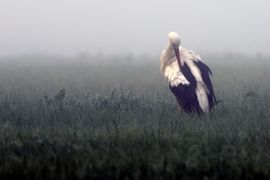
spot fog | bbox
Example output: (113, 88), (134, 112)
(1, 0), (269, 57)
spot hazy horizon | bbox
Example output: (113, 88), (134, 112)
(1, 0), (269, 57)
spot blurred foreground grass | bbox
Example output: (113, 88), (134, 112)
(0, 54), (269, 179)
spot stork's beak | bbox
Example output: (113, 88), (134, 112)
(174, 46), (181, 68)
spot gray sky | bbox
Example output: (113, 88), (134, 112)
(0, 0), (269, 56)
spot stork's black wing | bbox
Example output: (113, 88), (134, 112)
(194, 60), (217, 108)
(169, 63), (202, 114)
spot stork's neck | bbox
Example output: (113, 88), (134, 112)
(165, 43), (175, 57)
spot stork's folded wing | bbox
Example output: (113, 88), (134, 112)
(164, 63), (190, 87)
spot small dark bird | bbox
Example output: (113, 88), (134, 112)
(160, 32), (216, 115)
(244, 91), (257, 98)
(54, 88), (66, 102)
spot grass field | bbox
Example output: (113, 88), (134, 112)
(0, 54), (269, 179)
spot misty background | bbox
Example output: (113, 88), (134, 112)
(0, 0), (269, 57)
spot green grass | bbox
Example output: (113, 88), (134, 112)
(0, 54), (269, 179)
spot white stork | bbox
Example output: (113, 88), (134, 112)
(160, 32), (216, 114)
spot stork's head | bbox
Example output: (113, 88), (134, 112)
(168, 32), (181, 48)
(168, 32), (181, 66)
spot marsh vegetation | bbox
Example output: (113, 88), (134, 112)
(0, 54), (269, 179)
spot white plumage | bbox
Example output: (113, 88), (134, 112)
(160, 32), (216, 114)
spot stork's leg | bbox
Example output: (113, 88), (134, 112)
(175, 96), (184, 113)
(177, 104), (183, 113)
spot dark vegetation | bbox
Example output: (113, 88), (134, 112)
(0, 54), (269, 179)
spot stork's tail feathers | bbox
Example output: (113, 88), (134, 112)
(215, 99), (223, 105)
